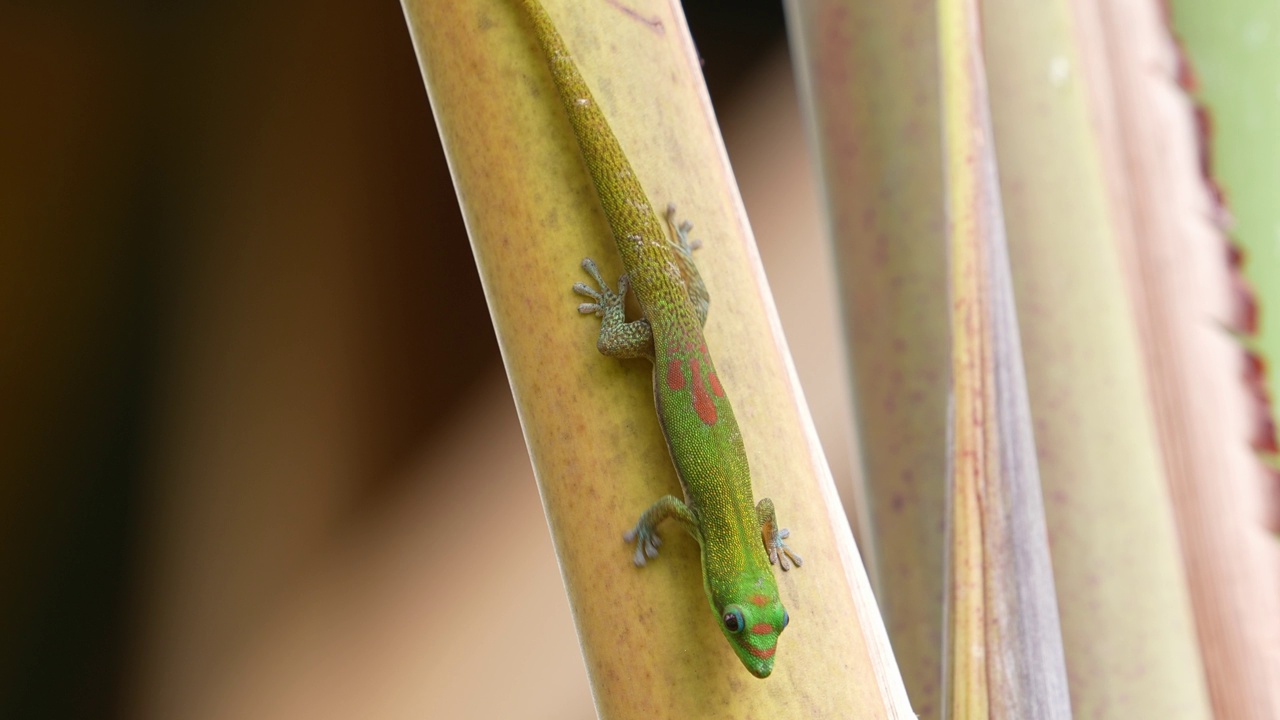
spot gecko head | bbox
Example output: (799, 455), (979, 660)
(713, 575), (789, 679)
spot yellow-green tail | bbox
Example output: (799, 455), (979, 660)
(516, 0), (668, 277)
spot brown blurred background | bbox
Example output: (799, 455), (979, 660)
(0, 1), (858, 718)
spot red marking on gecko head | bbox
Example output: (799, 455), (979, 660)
(747, 645), (777, 660)
(751, 623), (774, 635)
(666, 359), (685, 390)
(749, 594), (770, 607)
(690, 359), (718, 425)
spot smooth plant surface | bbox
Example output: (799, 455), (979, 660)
(402, 0), (911, 717)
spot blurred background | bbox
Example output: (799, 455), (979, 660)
(0, 1), (860, 718)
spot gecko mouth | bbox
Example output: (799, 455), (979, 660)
(747, 658), (775, 679)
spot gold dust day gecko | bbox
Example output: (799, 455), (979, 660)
(515, 0), (802, 678)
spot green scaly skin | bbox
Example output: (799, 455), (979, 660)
(516, 0), (802, 679)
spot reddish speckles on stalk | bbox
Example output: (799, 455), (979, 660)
(1246, 351), (1279, 454)
(666, 359), (685, 390)
(690, 359), (718, 425)
(1228, 244), (1260, 335)
(749, 594), (770, 607)
(750, 623), (774, 635)
(1255, 411), (1279, 455)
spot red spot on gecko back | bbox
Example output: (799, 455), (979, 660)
(708, 371), (724, 397)
(690, 359), (717, 425)
(666, 359), (685, 390)
(751, 623), (774, 635)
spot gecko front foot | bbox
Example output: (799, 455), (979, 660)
(623, 494), (698, 567)
(622, 522), (663, 567)
(572, 257), (627, 318)
(767, 527), (804, 571)
(757, 497), (803, 571)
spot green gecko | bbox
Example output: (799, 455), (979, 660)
(516, 0), (802, 679)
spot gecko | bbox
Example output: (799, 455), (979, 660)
(515, 0), (802, 679)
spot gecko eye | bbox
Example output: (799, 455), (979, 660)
(722, 607), (744, 633)
(781, 610), (789, 630)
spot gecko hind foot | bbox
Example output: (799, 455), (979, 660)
(665, 203), (702, 255)
(572, 257), (627, 317)
(623, 523), (663, 567)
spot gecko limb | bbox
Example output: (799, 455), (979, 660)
(623, 494), (699, 567)
(573, 257), (654, 359)
(757, 498), (802, 571)
(665, 204), (710, 327)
